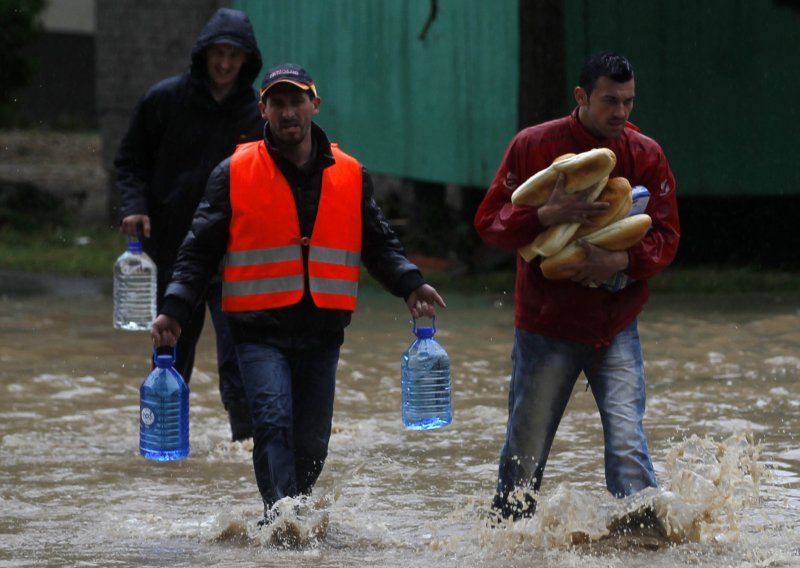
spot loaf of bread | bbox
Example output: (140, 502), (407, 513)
(539, 214), (652, 280)
(571, 177), (632, 241)
(551, 147), (616, 193)
(518, 175), (608, 262)
(510, 153), (576, 207)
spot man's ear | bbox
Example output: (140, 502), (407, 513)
(574, 86), (588, 107)
(312, 96), (321, 116)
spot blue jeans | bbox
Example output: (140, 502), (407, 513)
(235, 338), (340, 510)
(495, 321), (657, 516)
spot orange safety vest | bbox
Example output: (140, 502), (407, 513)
(222, 141), (363, 312)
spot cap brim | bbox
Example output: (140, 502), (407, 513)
(260, 80), (317, 98)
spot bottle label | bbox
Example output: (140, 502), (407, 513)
(629, 186), (651, 216)
(120, 262), (142, 276)
(141, 407), (155, 426)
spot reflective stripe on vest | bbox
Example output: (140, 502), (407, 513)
(223, 140), (362, 312)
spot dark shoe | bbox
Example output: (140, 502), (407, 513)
(608, 505), (661, 533)
(257, 511), (275, 529)
(257, 505), (282, 529)
(608, 504), (666, 547)
(227, 400), (253, 442)
(489, 491), (537, 525)
(257, 497), (303, 530)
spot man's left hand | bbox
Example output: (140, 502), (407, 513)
(406, 284), (447, 319)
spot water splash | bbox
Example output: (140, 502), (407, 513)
(211, 495), (331, 550)
(432, 431), (763, 558)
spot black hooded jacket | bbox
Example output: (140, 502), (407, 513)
(114, 8), (264, 294)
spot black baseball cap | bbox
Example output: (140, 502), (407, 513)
(260, 63), (317, 100)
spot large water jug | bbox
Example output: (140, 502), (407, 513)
(139, 348), (190, 461)
(113, 239), (157, 331)
(401, 318), (452, 430)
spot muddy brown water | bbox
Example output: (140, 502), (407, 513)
(1, 285), (799, 567)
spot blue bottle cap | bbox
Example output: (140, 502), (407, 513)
(127, 240), (144, 252)
(412, 317), (437, 339)
(415, 326), (435, 339)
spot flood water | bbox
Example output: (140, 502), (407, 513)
(2, 282), (800, 567)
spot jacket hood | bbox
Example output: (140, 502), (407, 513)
(190, 8), (263, 90)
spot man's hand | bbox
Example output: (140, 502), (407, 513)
(406, 284), (447, 319)
(560, 240), (629, 288)
(151, 315), (181, 347)
(121, 214), (151, 238)
(537, 173), (609, 228)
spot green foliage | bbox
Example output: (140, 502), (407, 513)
(0, 224), (124, 276)
(0, 178), (123, 277)
(0, 0), (46, 125)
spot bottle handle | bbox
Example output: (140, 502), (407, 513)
(411, 316), (436, 335)
(153, 345), (177, 363)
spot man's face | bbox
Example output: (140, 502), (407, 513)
(206, 43), (247, 91)
(575, 76), (635, 139)
(259, 85), (320, 147)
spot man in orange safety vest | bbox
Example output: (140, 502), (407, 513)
(151, 63), (446, 526)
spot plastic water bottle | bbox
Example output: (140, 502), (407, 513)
(139, 349), (190, 461)
(401, 318), (452, 430)
(603, 185), (651, 292)
(113, 239), (156, 331)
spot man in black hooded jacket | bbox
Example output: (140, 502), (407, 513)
(115, 8), (263, 441)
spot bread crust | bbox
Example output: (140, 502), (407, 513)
(518, 176), (608, 261)
(512, 148), (616, 206)
(511, 153), (575, 207)
(551, 148), (617, 193)
(539, 214), (652, 279)
(571, 177), (633, 241)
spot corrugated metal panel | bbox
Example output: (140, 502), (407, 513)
(234, 0), (518, 187)
(565, 0), (798, 197)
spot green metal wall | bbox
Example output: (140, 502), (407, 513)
(564, 0), (799, 197)
(234, 0), (519, 187)
(235, 1), (796, 197)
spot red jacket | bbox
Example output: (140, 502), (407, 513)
(474, 108), (680, 346)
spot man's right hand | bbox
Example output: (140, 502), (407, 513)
(151, 315), (181, 347)
(121, 214), (151, 238)
(536, 173), (609, 228)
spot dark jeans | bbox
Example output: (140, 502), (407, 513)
(168, 281), (251, 440)
(235, 336), (340, 510)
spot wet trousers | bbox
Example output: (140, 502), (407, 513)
(235, 336), (340, 510)
(494, 321), (657, 517)
(165, 280), (252, 441)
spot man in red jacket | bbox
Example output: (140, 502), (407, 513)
(474, 52), (680, 522)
